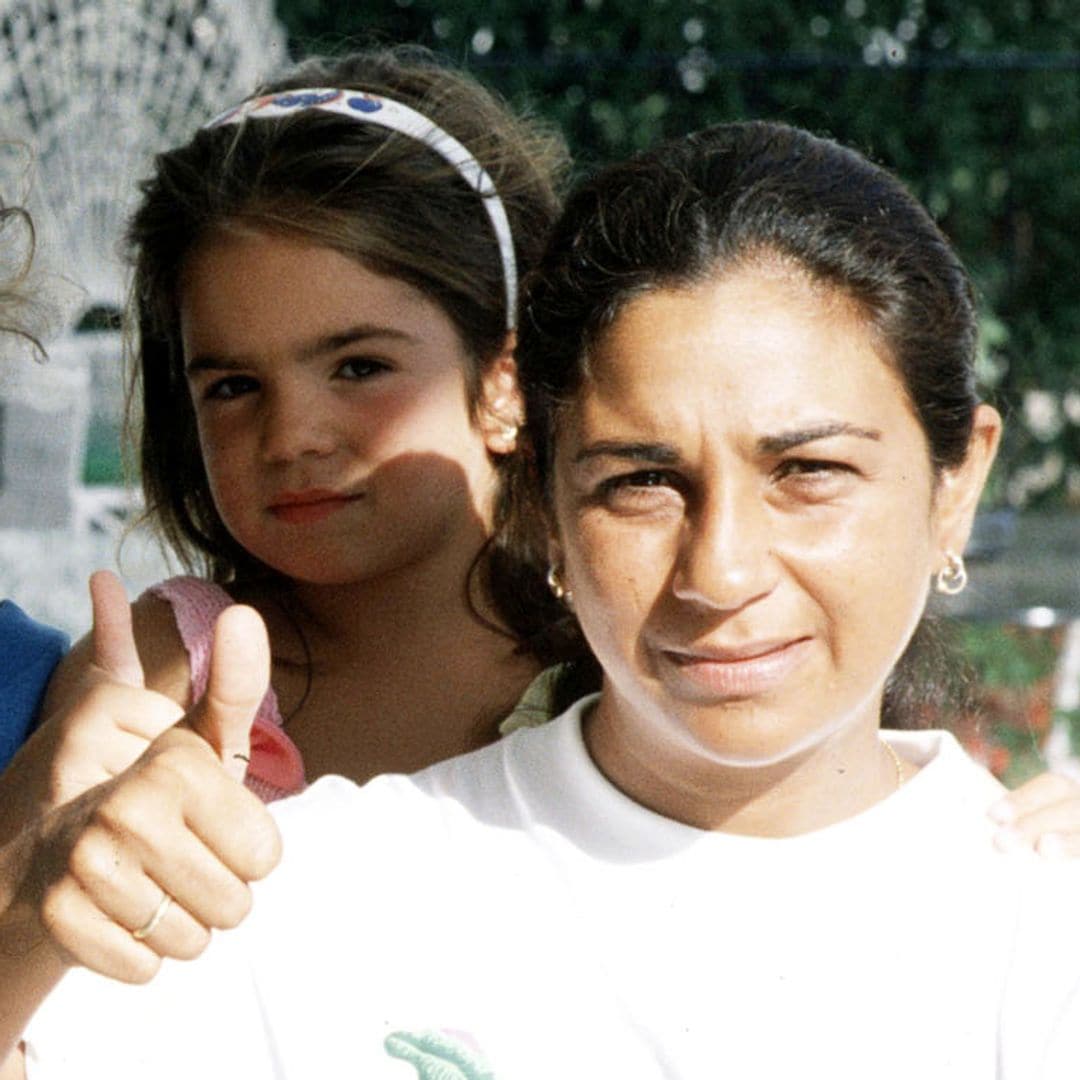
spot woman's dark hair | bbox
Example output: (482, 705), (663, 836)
(127, 44), (573, 662)
(516, 120), (982, 726)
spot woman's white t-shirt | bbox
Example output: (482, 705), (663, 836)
(23, 699), (1080, 1078)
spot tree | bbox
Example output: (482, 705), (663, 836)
(274, 0), (1080, 508)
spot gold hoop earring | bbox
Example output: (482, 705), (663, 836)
(546, 564), (573, 605)
(935, 551), (968, 595)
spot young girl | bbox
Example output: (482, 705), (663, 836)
(4, 119), (1080, 1079)
(37, 45), (573, 800)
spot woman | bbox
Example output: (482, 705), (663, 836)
(2, 42), (1072, 1000)
(3, 122), (1079, 1078)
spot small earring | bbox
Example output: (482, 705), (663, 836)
(935, 551), (968, 596)
(488, 420), (519, 453)
(487, 395), (521, 441)
(546, 564), (573, 605)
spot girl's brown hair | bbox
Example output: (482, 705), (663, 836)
(129, 44), (572, 660)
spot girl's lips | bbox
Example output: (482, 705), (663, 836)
(268, 490), (361, 524)
(659, 637), (813, 699)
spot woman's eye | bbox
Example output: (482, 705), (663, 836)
(337, 357), (389, 380)
(595, 470), (684, 509)
(779, 458), (835, 476)
(603, 469), (673, 490)
(775, 458), (856, 490)
(203, 375), (259, 401)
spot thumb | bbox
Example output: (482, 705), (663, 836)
(187, 605), (270, 782)
(89, 570), (144, 687)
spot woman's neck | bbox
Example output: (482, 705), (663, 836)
(584, 689), (914, 838)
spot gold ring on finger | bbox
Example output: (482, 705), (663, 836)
(132, 890), (173, 941)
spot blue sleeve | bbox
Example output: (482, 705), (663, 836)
(0, 600), (69, 770)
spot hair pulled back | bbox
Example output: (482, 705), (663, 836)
(129, 44), (571, 659)
(517, 120), (983, 725)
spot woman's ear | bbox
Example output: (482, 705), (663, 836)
(547, 532), (565, 575)
(477, 332), (524, 455)
(932, 403), (1003, 557)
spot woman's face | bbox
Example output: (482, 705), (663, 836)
(179, 228), (519, 587)
(550, 262), (995, 778)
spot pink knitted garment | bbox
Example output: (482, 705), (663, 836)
(147, 577), (306, 802)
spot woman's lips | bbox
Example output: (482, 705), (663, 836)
(660, 637), (812, 698)
(268, 489), (361, 524)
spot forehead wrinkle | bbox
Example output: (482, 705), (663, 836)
(572, 440), (682, 466)
(566, 266), (906, 470)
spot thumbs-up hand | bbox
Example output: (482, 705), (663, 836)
(0, 573), (188, 850)
(9, 601), (282, 985)
(9, 573), (188, 823)
(87, 569), (148, 689)
(184, 600), (267, 783)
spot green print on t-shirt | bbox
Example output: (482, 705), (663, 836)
(384, 1029), (495, 1079)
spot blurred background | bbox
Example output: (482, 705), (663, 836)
(0, 0), (1076, 782)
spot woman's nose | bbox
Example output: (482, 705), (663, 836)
(670, 481), (777, 612)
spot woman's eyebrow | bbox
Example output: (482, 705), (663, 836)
(572, 440), (682, 465)
(757, 421), (882, 454)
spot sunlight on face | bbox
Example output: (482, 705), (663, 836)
(178, 229), (503, 586)
(551, 263), (946, 776)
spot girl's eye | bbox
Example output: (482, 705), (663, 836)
(337, 357), (389, 380)
(203, 375), (259, 401)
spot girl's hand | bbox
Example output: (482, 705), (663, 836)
(49, 571), (187, 793)
(0, 572), (184, 847)
(6, 601), (281, 982)
(991, 772), (1080, 857)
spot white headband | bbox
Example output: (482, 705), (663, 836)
(204, 88), (518, 329)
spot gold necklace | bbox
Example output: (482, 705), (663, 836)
(881, 738), (904, 791)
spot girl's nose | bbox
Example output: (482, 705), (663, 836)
(258, 386), (337, 464)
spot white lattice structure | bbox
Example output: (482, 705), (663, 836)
(0, 0), (287, 311)
(0, 1), (285, 536)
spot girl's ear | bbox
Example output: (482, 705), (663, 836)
(477, 332), (525, 455)
(932, 403), (1003, 559)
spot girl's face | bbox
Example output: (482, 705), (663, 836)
(179, 229), (519, 587)
(550, 262), (997, 778)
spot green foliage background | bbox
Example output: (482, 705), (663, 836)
(275, 0), (1079, 508)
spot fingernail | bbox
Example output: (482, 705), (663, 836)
(988, 798), (1017, 825)
(1036, 833), (1066, 860)
(993, 827), (1030, 853)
